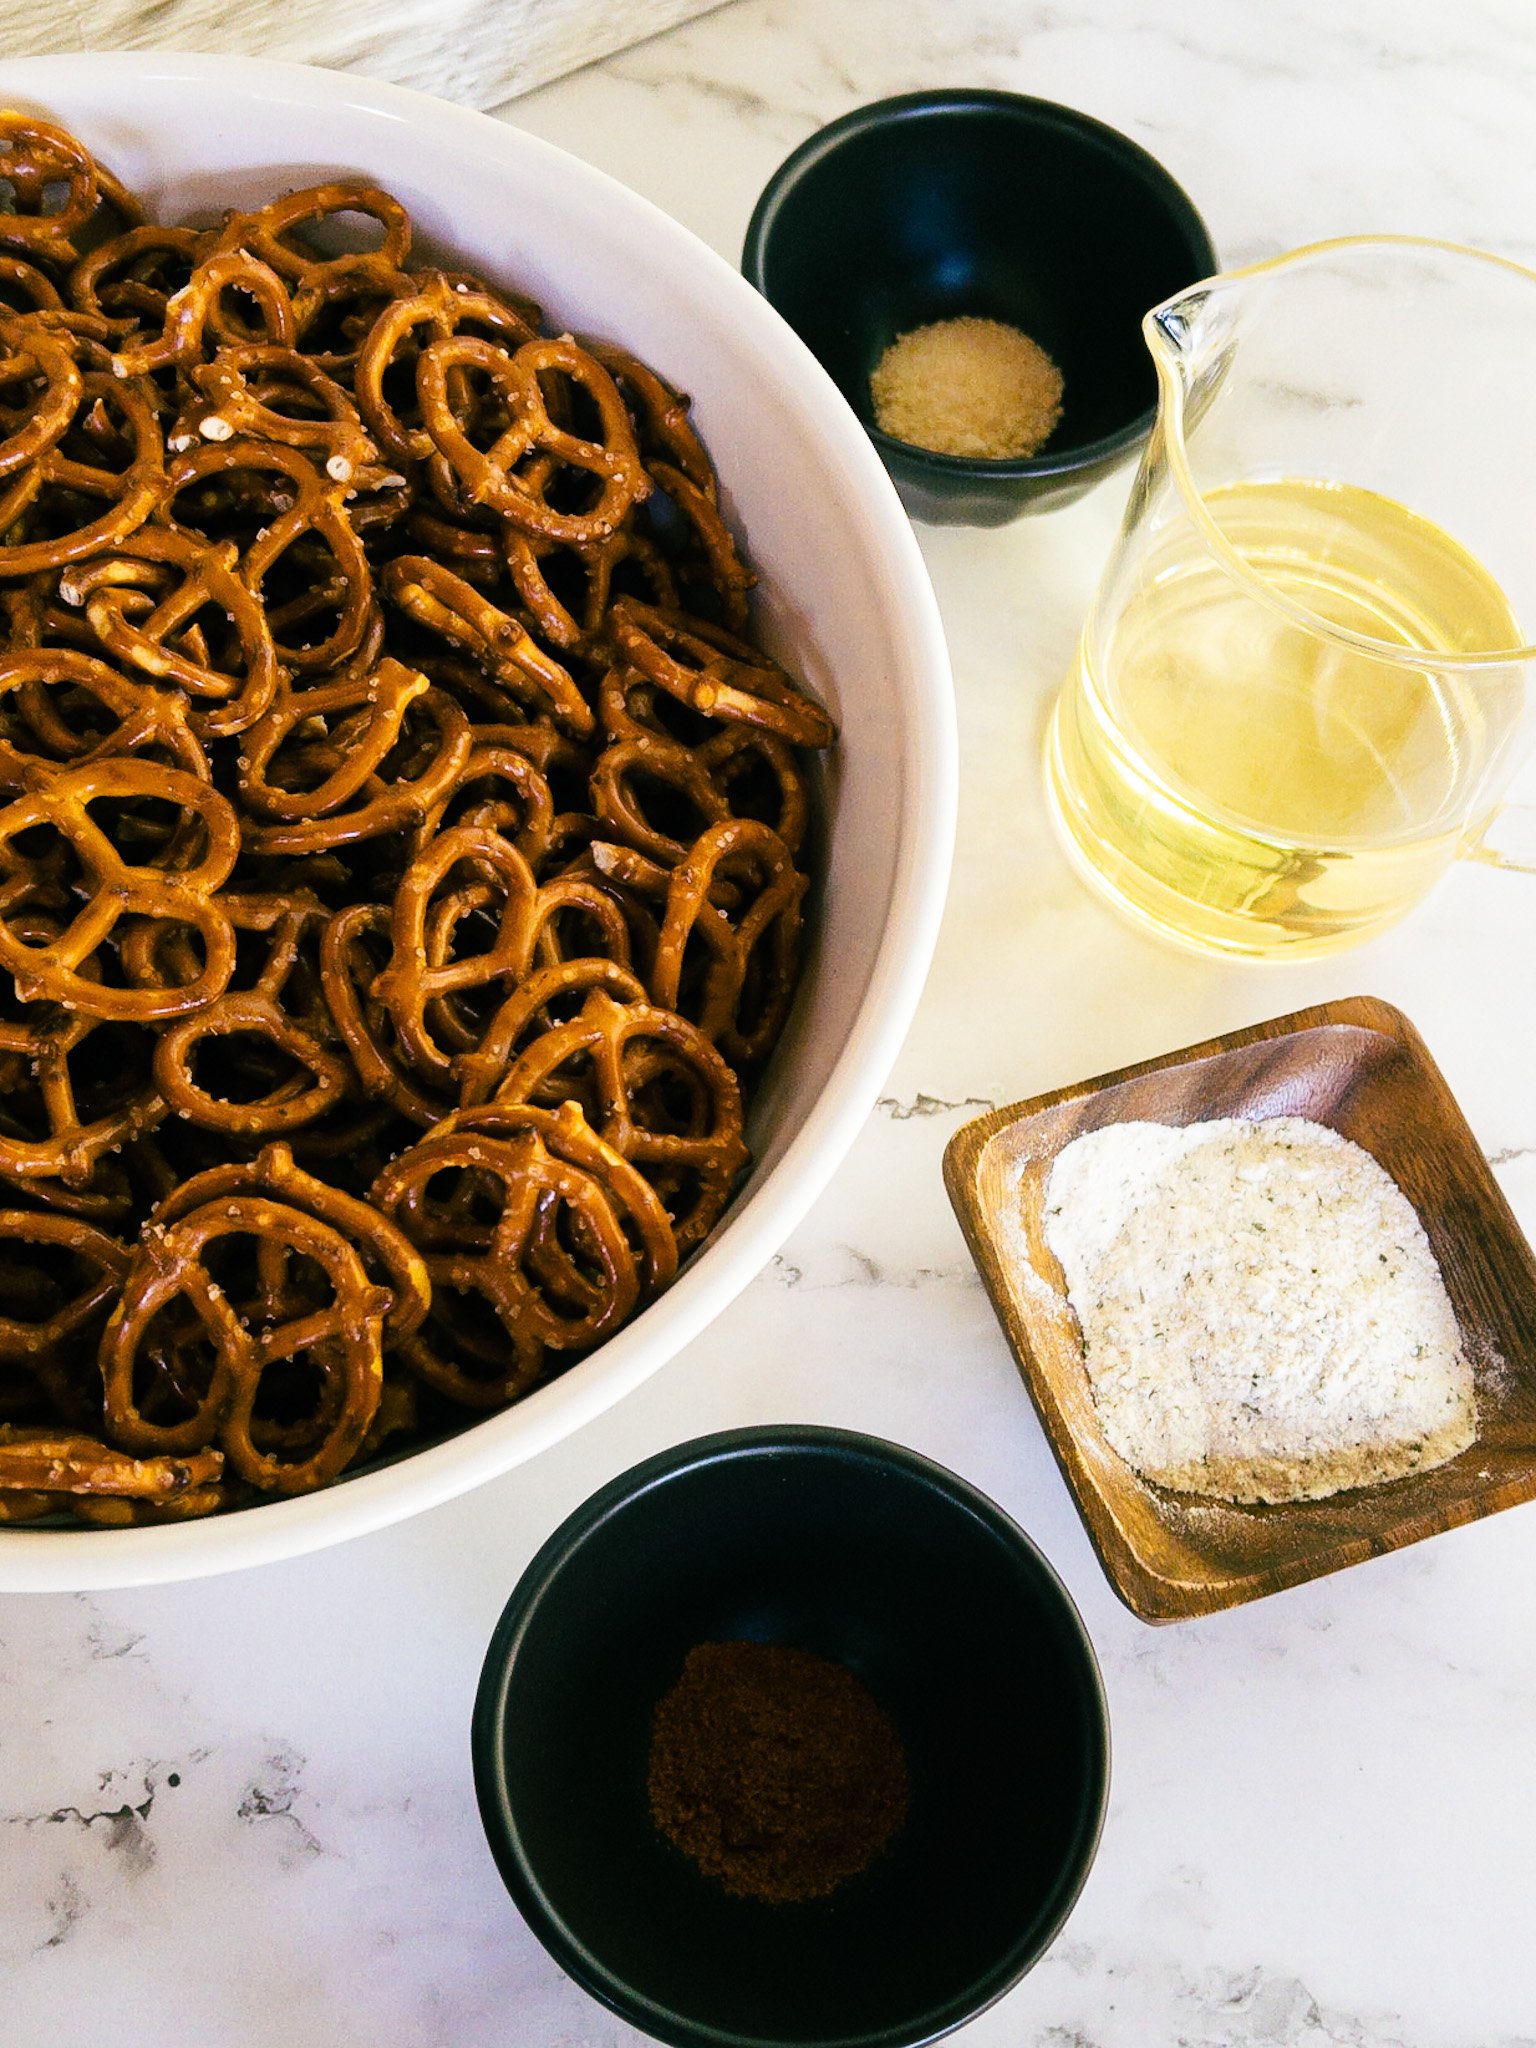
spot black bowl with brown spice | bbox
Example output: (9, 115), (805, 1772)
(472, 1426), (1109, 2048)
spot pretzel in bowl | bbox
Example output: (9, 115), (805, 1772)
(0, 115), (837, 1525)
(370, 1099), (676, 1408)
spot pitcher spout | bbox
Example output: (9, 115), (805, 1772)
(1143, 274), (1239, 387)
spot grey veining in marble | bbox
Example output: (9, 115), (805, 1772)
(0, 0), (727, 108)
(4, 1), (1536, 2043)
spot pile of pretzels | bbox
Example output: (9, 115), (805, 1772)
(0, 113), (833, 1524)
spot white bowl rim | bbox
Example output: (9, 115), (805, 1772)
(0, 52), (958, 1590)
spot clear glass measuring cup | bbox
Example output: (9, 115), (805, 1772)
(1044, 236), (1536, 959)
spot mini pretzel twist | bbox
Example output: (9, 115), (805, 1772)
(492, 988), (748, 1252)
(0, 757), (239, 1018)
(0, 356), (163, 576)
(0, 1428), (221, 1501)
(353, 270), (539, 464)
(409, 731), (557, 873)
(416, 332), (650, 546)
(0, 315), (82, 476)
(238, 659), (472, 855)
(647, 459), (754, 634)
(503, 524), (678, 654)
(370, 1109), (657, 1407)
(187, 343), (379, 483)
(320, 900), (454, 1128)
(382, 554), (594, 737)
(152, 897), (354, 1137)
(67, 224), (203, 332)
(0, 1006), (166, 1187)
(109, 248), (295, 377)
(590, 732), (734, 868)
(0, 646), (209, 791)
(584, 341), (716, 495)
(0, 114), (139, 265)
(148, 1140), (430, 1344)
(456, 955), (647, 1107)
(242, 479), (376, 676)
(608, 599), (835, 749)
(213, 181), (412, 288)
(162, 434), (376, 677)
(0, 1211), (132, 1425)
(373, 824), (540, 1082)
(648, 819), (806, 1066)
(57, 525), (281, 735)
(102, 1177), (393, 1493)
(697, 723), (810, 859)
(439, 1096), (678, 1300)
(522, 864), (634, 977)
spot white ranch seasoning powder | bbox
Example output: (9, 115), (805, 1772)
(1041, 1116), (1475, 1504)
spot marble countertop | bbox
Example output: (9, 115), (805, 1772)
(5, 2), (1536, 2044)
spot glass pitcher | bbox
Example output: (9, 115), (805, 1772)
(1044, 236), (1536, 959)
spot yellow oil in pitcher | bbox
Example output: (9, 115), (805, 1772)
(1045, 478), (1525, 957)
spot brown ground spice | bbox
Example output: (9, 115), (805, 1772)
(646, 1639), (910, 1904)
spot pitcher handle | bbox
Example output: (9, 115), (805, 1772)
(1466, 803), (1536, 875)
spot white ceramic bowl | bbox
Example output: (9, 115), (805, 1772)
(0, 54), (956, 1589)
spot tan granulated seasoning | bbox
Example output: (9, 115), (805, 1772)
(870, 316), (1064, 459)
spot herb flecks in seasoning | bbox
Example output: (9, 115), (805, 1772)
(1040, 1116), (1475, 1504)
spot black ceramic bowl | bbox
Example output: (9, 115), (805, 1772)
(473, 1426), (1109, 2048)
(742, 90), (1216, 525)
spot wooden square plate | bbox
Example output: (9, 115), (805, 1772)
(943, 996), (1536, 1622)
